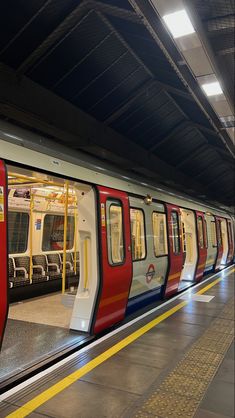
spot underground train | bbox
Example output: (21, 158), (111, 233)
(0, 121), (234, 348)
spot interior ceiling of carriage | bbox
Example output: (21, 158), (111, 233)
(0, 0), (234, 209)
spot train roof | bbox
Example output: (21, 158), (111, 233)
(0, 120), (233, 219)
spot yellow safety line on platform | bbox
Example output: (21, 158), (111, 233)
(6, 267), (234, 418)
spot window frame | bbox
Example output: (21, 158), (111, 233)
(216, 220), (222, 247)
(152, 210), (168, 258)
(8, 211), (29, 254)
(204, 219), (208, 249)
(210, 220), (217, 248)
(106, 199), (126, 266)
(130, 206), (147, 262)
(197, 215), (205, 249)
(227, 221), (232, 246)
(42, 213), (75, 252)
(171, 210), (181, 255)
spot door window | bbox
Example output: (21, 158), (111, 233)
(197, 216), (205, 249)
(130, 208), (146, 261)
(171, 211), (180, 254)
(217, 221), (222, 247)
(227, 221), (232, 246)
(152, 212), (168, 256)
(107, 201), (124, 265)
(211, 221), (217, 247)
(204, 220), (208, 248)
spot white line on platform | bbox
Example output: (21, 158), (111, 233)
(0, 264), (233, 402)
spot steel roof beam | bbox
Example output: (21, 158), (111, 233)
(88, 1), (141, 23)
(104, 79), (157, 125)
(150, 120), (193, 152)
(0, 0), (53, 56)
(0, 63), (206, 194)
(17, 3), (93, 75)
(129, 0), (235, 158)
(217, 47), (235, 56)
(205, 14), (235, 31)
(204, 170), (231, 188)
(184, 0), (235, 127)
(193, 161), (225, 179)
(175, 144), (209, 169)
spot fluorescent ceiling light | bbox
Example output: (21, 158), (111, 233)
(163, 10), (195, 39)
(201, 81), (223, 96)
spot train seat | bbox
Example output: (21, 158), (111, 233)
(13, 256), (30, 286)
(46, 253), (62, 280)
(32, 255), (49, 283)
(15, 256), (49, 284)
(59, 253), (75, 277)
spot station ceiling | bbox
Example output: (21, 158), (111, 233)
(0, 0), (234, 208)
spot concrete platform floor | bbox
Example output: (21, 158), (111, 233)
(0, 265), (234, 418)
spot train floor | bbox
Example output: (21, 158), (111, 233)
(0, 264), (234, 418)
(0, 293), (91, 389)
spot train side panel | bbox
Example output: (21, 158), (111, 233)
(0, 160), (8, 350)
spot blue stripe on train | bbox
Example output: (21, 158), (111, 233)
(126, 287), (162, 315)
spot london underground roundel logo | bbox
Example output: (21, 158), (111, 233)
(146, 264), (156, 284)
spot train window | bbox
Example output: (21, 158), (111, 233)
(171, 211), (180, 254)
(42, 214), (75, 251)
(197, 216), (204, 249)
(130, 208), (146, 261)
(8, 211), (29, 254)
(204, 220), (208, 248)
(227, 221), (232, 245)
(211, 221), (217, 247)
(107, 202), (124, 265)
(152, 212), (168, 257)
(217, 221), (222, 247)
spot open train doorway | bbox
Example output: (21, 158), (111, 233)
(178, 209), (197, 290)
(0, 164), (97, 386)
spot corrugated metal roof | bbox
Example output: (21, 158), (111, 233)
(0, 0), (234, 206)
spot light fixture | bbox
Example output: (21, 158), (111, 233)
(201, 81), (223, 97)
(144, 194), (152, 205)
(163, 10), (195, 39)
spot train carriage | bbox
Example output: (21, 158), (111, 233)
(0, 121), (234, 348)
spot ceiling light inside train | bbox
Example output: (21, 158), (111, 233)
(163, 10), (195, 38)
(201, 81), (223, 97)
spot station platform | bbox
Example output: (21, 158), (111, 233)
(0, 265), (234, 418)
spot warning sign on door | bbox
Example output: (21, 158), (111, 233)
(0, 186), (4, 222)
(101, 203), (106, 227)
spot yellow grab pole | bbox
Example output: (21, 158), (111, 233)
(84, 238), (89, 290)
(29, 193), (34, 283)
(62, 181), (69, 294)
(74, 204), (77, 275)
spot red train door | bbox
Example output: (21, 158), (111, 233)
(0, 160), (8, 350)
(214, 216), (223, 271)
(93, 186), (132, 334)
(226, 219), (234, 264)
(164, 204), (184, 297)
(195, 211), (207, 282)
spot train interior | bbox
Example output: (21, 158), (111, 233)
(0, 164), (95, 386)
(179, 209), (197, 290)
